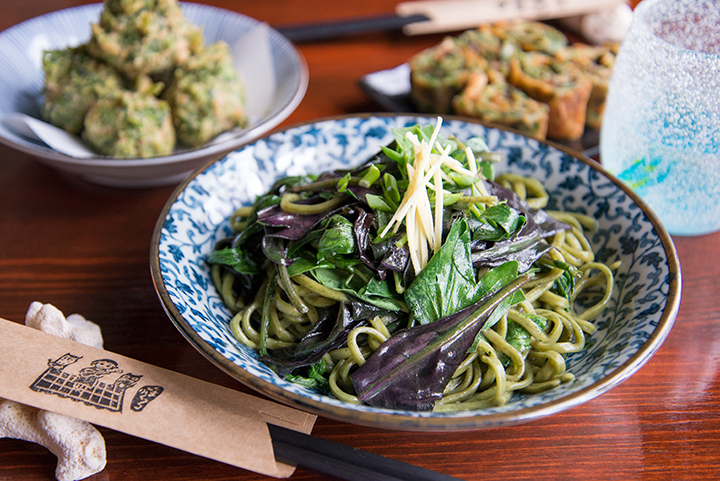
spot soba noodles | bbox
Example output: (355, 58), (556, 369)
(208, 118), (617, 412)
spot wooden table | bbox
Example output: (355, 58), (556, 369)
(2, 1), (719, 480)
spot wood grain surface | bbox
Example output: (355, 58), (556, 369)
(2, 1), (719, 480)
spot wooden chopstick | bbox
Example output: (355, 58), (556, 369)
(268, 423), (461, 481)
(275, 13), (430, 43)
(275, 0), (624, 42)
(396, 0), (624, 35)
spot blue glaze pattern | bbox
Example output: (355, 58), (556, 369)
(152, 114), (681, 430)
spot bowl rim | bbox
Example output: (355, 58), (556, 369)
(150, 112), (682, 431)
(0, 2), (309, 169)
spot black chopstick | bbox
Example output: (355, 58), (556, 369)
(275, 13), (430, 43)
(268, 423), (462, 481)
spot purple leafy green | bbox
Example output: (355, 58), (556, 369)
(353, 208), (378, 274)
(351, 273), (529, 411)
(263, 301), (402, 376)
(257, 199), (348, 241)
(468, 182), (570, 271)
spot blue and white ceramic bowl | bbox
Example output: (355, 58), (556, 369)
(150, 114), (681, 431)
(0, 3), (307, 187)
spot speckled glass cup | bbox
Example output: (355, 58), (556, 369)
(600, 0), (720, 236)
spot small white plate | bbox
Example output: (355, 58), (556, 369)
(0, 3), (308, 187)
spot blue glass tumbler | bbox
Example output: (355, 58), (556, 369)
(600, 0), (720, 236)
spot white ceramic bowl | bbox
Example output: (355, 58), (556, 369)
(0, 3), (307, 187)
(151, 114), (681, 431)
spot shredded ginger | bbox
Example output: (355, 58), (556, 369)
(380, 117), (482, 274)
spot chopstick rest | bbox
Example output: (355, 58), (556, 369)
(0, 317), (315, 478)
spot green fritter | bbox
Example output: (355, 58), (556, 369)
(459, 26), (504, 65)
(87, 0), (202, 80)
(507, 51), (592, 141)
(555, 44), (618, 130)
(104, 0), (175, 16)
(490, 20), (569, 56)
(453, 69), (549, 140)
(82, 90), (176, 158)
(41, 46), (125, 134)
(410, 36), (489, 114)
(164, 41), (247, 147)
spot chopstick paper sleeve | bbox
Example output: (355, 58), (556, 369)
(0, 318), (316, 478)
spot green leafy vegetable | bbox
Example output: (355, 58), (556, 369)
(285, 360), (330, 391)
(312, 267), (405, 311)
(365, 194), (394, 212)
(470, 203), (526, 242)
(506, 313), (548, 354)
(550, 260), (578, 301)
(405, 218), (521, 326)
(206, 247), (260, 275)
(317, 215), (357, 261)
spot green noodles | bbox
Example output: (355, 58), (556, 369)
(208, 118), (617, 412)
